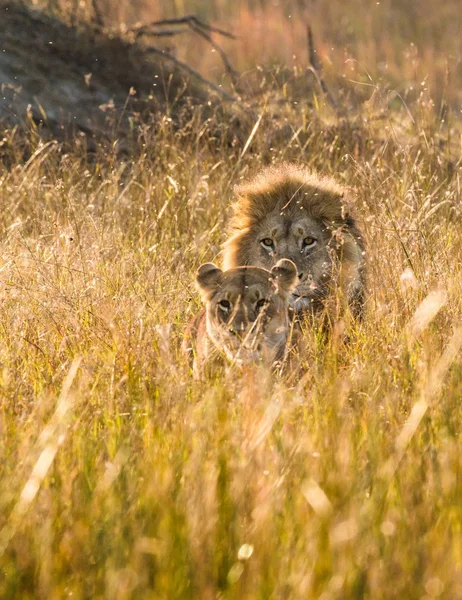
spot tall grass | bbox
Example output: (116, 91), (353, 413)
(1, 98), (461, 597)
(1, 0), (462, 598)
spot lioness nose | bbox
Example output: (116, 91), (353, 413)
(229, 321), (246, 336)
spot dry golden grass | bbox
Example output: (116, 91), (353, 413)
(1, 1), (462, 598)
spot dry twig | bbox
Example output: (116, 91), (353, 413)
(306, 25), (338, 110)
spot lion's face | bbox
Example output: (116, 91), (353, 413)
(196, 260), (297, 364)
(222, 164), (366, 317)
(237, 213), (336, 313)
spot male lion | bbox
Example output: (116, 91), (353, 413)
(223, 163), (366, 319)
(184, 259), (297, 377)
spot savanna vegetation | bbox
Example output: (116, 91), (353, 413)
(0, 0), (461, 598)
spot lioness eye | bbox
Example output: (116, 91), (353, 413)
(256, 299), (268, 312)
(261, 238), (274, 249)
(218, 299), (231, 311)
(303, 236), (317, 248)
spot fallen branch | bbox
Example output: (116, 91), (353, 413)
(131, 15), (239, 87)
(136, 15), (237, 40)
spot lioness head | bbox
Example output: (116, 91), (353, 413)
(196, 259), (297, 364)
(223, 164), (365, 317)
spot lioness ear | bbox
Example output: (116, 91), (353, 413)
(196, 263), (223, 300)
(270, 259), (297, 294)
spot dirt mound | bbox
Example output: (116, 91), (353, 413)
(0, 2), (231, 144)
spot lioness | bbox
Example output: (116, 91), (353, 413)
(184, 259), (297, 376)
(223, 163), (366, 319)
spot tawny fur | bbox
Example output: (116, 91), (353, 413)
(183, 260), (297, 378)
(222, 163), (366, 318)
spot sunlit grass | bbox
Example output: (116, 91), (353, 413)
(1, 1), (462, 597)
(0, 95), (461, 597)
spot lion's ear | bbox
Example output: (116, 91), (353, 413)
(196, 263), (223, 300)
(270, 259), (297, 294)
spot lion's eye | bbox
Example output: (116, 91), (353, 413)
(303, 236), (317, 248)
(260, 238), (274, 249)
(218, 299), (231, 311)
(255, 298), (269, 312)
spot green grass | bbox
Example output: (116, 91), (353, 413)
(1, 2), (462, 598)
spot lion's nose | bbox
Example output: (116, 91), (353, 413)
(229, 321), (246, 336)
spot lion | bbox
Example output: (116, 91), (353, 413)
(183, 259), (297, 377)
(222, 163), (366, 319)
